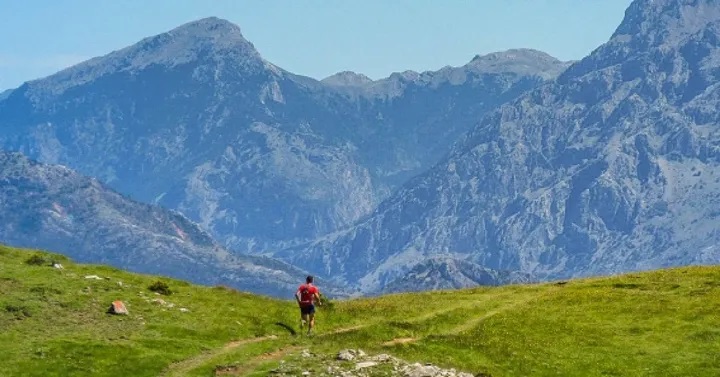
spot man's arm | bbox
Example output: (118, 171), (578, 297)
(295, 290), (302, 304)
(314, 291), (322, 306)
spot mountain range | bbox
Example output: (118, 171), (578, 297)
(0, 18), (566, 256)
(1, 0), (719, 295)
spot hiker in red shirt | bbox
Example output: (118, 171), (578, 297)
(295, 275), (321, 335)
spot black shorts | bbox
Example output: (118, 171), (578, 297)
(300, 304), (315, 315)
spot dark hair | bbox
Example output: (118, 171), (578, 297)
(306, 275), (314, 284)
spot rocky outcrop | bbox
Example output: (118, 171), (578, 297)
(259, 348), (477, 377)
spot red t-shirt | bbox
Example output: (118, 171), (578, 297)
(297, 284), (319, 307)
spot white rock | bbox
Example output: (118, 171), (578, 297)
(401, 363), (442, 377)
(355, 361), (378, 370)
(337, 349), (355, 361)
(371, 354), (395, 363)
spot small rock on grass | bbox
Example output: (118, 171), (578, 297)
(371, 354), (396, 363)
(337, 349), (356, 361)
(107, 300), (128, 315)
(355, 361), (378, 369)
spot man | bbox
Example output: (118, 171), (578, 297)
(295, 275), (321, 336)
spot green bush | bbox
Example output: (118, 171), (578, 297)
(318, 295), (335, 311)
(5, 304), (32, 319)
(148, 280), (172, 295)
(25, 254), (47, 266)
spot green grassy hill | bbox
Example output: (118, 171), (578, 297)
(1, 244), (718, 377)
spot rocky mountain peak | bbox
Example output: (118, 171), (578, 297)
(154, 16), (257, 55)
(561, 0), (720, 82)
(469, 48), (557, 63)
(614, 0), (720, 45)
(466, 48), (569, 78)
(175, 16), (243, 34)
(21, 17), (266, 100)
(321, 71), (374, 87)
(388, 70), (421, 82)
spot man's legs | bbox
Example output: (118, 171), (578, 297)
(307, 312), (315, 335)
(300, 312), (308, 331)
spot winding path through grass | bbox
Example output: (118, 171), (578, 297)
(162, 293), (548, 376)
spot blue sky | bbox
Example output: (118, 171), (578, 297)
(0, 0), (632, 90)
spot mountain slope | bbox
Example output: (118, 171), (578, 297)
(0, 18), (567, 253)
(285, 0), (720, 292)
(1, 245), (718, 376)
(0, 152), (331, 297)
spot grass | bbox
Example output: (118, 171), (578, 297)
(0, 244), (719, 376)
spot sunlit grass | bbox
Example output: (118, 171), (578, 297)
(1, 244), (718, 376)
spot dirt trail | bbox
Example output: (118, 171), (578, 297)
(322, 324), (366, 335)
(378, 300), (528, 348)
(160, 335), (278, 377)
(382, 337), (417, 346)
(449, 287), (560, 334)
(381, 288), (561, 346)
(161, 324), (372, 377)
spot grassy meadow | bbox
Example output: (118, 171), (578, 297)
(1, 244), (718, 376)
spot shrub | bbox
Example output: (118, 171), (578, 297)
(5, 304), (32, 319)
(319, 295), (335, 311)
(148, 281), (172, 295)
(25, 254), (47, 266)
